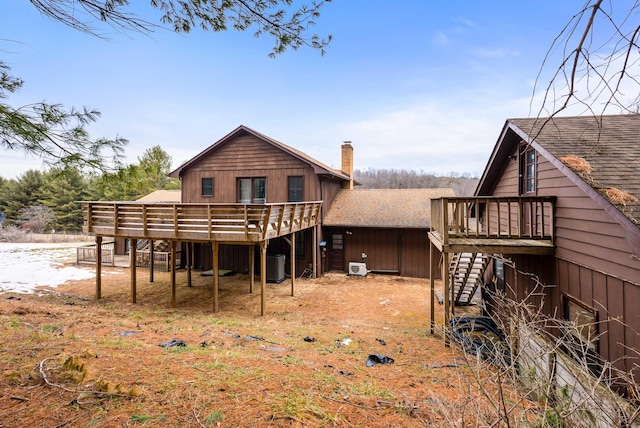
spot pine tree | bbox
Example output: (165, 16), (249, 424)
(0, 170), (45, 225)
(40, 168), (88, 231)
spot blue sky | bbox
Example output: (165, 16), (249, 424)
(0, 1), (603, 179)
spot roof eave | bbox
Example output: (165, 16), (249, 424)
(168, 125), (351, 183)
(477, 117), (640, 254)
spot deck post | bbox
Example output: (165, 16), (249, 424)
(149, 239), (154, 283)
(95, 236), (102, 300)
(130, 238), (137, 304)
(442, 199), (449, 247)
(443, 252), (450, 347)
(429, 240), (435, 335)
(170, 240), (176, 307)
(249, 245), (255, 293)
(213, 242), (219, 312)
(260, 240), (267, 316)
(312, 225), (317, 278)
(187, 242), (192, 287)
(290, 232), (295, 296)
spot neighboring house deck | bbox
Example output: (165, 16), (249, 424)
(428, 196), (556, 255)
(427, 195), (556, 333)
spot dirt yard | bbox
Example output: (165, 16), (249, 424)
(0, 266), (539, 427)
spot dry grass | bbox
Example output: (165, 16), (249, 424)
(601, 187), (638, 206)
(559, 155), (638, 209)
(559, 155), (593, 175)
(0, 267), (539, 427)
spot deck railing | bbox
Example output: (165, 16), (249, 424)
(430, 197), (555, 245)
(136, 249), (181, 272)
(77, 241), (115, 266)
(82, 201), (322, 242)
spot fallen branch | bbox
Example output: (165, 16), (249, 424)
(10, 395), (29, 402)
(38, 358), (131, 399)
(192, 397), (206, 428)
(321, 395), (377, 410)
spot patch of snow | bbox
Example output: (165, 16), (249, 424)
(0, 242), (96, 293)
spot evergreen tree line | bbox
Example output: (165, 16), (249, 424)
(0, 146), (180, 233)
(354, 169), (479, 196)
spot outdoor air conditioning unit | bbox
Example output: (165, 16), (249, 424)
(348, 262), (368, 277)
(267, 254), (285, 283)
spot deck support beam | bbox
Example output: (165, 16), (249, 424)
(260, 241), (267, 316)
(187, 242), (192, 287)
(95, 236), (102, 299)
(290, 232), (296, 296)
(249, 245), (255, 293)
(130, 238), (137, 304)
(430, 240), (435, 335)
(170, 240), (176, 307)
(213, 242), (219, 312)
(149, 239), (154, 283)
(312, 226), (317, 278)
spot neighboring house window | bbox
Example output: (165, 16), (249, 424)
(493, 258), (505, 294)
(238, 177), (266, 203)
(563, 294), (601, 374)
(520, 146), (536, 194)
(202, 177), (214, 197)
(288, 176), (303, 202)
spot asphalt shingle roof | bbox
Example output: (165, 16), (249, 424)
(136, 190), (182, 203)
(323, 188), (455, 229)
(510, 114), (640, 224)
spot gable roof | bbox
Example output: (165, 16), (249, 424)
(169, 125), (350, 181)
(323, 188), (455, 229)
(136, 190), (182, 203)
(476, 114), (640, 228)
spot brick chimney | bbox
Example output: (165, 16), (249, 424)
(341, 141), (354, 189)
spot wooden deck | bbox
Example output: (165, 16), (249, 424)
(429, 196), (556, 255)
(81, 201), (322, 316)
(428, 231), (556, 255)
(429, 196), (557, 342)
(81, 201), (322, 242)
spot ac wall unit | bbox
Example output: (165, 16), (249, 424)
(348, 262), (368, 276)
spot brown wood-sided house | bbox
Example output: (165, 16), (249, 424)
(167, 125), (353, 278)
(430, 114), (640, 391)
(82, 125), (448, 314)
(167, 126), (450, 279)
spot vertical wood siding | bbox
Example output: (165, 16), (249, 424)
(325, 227), (434, 278)
(178, 135), (336, 277)
(487, 140), (640, 385)
(399, 230), (431, 278)
(554, 258), (637, 383)
(180, 135), (317, 204)
(267, 229), (314, 277)
(489, 146), (640, 284)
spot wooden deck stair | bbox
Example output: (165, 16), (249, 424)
(450, 252), (489, 306)
(133, 239), (175, 271)
(134, 239), (170, 252)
